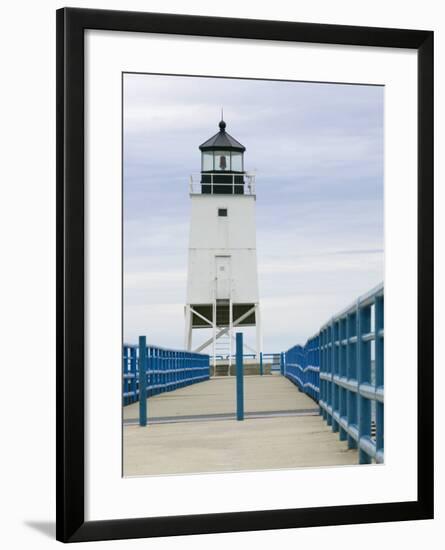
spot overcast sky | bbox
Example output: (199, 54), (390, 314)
(123, 73), (384, 352)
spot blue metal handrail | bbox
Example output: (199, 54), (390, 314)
(285, 335), (320, 402)
(284, 283), (384, 464)
(122, 342), (210, 406)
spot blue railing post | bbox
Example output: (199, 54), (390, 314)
(236, 332), (244, 421)
(260, 351), (263, 376)
(346, 311), (357, 449)
(151, 346), (156, 397)
(326, 324), (332, 426)
(280, 352), (284, 375)
(358, 301), (372, 464)
(339, 318), (347, 441)
(320, 330), (326, 418)
(331, 320), (339, 433)
(130, 346), (137, 404)
(375, 294), (384, 461)
(138, 336), (147, 427)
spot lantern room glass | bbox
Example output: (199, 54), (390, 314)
(231, 151), (243, 172)
(202, 151), (213, 171)
(214, 151), (229, 171)
(201, 150), (245, 172)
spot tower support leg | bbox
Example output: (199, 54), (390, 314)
(255, 303), (263, 362)
(184, 305), (192, 351)
(229, 300), (233, 370)
(212, 301), (216, 369)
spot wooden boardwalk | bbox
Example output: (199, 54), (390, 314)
(123, 375), (358, 476)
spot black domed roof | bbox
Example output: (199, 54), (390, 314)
(199, 120), (246, 152)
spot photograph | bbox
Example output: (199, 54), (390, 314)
(0, 0), (437, 545)
(122, 73), (384, 476)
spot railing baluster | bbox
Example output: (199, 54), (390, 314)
(321, 330), (326, 419)
(332, 320), (339, 433)
(358, 301), (372, 464)
(326, 324), (332, 426)
(130, 346), (137, 403)
(375, 294), (384, 461)
(347, 310), (358, 449)
(138, 336), (147, 427)
(236, 333), (244, 421)
(339, 318), (347, 441)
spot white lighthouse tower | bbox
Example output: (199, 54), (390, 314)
(185, 118), (262, 371)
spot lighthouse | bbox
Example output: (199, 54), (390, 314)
(185, 118), (262, 372)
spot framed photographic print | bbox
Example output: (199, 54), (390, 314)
(56, 7), (434, 542)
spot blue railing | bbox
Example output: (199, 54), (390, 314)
(285, 336), (320, 401)
(122, 343), (210, 406)
(284, 283), (384, 464)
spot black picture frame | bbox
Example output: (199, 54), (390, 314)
(56, 7), (434, 543)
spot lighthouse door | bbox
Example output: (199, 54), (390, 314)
(215, 256), (231, 299)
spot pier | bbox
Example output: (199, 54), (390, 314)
(122, 284), (384, 477)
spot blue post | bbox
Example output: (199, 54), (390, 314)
(346, 313), (357, 449)
(130, 346), (137, 404)
(375, 295), (384, 458)
(339, 319), (347, 440)
(320, 330), (325, 417)
(280, 352), (284, 375)
(358, 303), (372, 464)
(138, 336), (147, 427)
(331, 320), (339, 433)
(260, 351), (263, 376)
(236, 332), (244, 421)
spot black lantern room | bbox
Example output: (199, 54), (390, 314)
(199, 119), (245, 194)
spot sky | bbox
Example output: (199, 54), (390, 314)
(123, 73), (384, 353)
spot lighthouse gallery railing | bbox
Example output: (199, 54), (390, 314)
(284, 283), (384, 464)
(189, 172), (256, 195)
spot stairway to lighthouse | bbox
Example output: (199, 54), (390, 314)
(213, 301), (232, 376)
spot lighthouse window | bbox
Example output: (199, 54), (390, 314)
(218, 208), (228, 217)
(202, 151), (213, 171)
(214, 151), (229, 171)
(231, 151), (243, 171)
